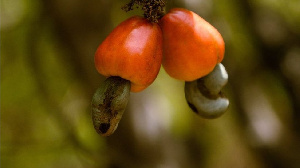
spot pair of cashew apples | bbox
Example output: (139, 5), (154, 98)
(95, 8), (225, 92)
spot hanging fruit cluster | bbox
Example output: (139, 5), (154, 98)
(92, 1), (229, 136)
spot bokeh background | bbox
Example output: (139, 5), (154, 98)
(1, 0), (300, 167)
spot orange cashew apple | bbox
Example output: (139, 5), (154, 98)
(95, 16), (163, 92)
(159, 8), (225, 81)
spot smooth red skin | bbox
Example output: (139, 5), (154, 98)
(160, 8), (225, 81)
(95, 16), (162, 92)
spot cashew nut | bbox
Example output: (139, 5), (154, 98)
(91, 76), (131, 136)
(185, 63), (229, 119)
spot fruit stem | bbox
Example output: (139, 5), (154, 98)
(91, 76), (131, 136)
(122, 0), (166, 23)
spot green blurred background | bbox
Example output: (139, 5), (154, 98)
(1, 0), (300, 167)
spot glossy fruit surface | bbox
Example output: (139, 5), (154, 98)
(160, 8), (225, 81)
(95, 16), (162, 92)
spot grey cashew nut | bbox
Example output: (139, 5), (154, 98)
(185, 63), (229, 119)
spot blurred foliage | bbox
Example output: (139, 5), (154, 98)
(1, 0), (300, 168)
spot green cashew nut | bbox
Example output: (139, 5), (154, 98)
(91, 76), (131, 136)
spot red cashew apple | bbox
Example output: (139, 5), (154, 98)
(159, 8), (225, 81)
(95, 16), (163, 92)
